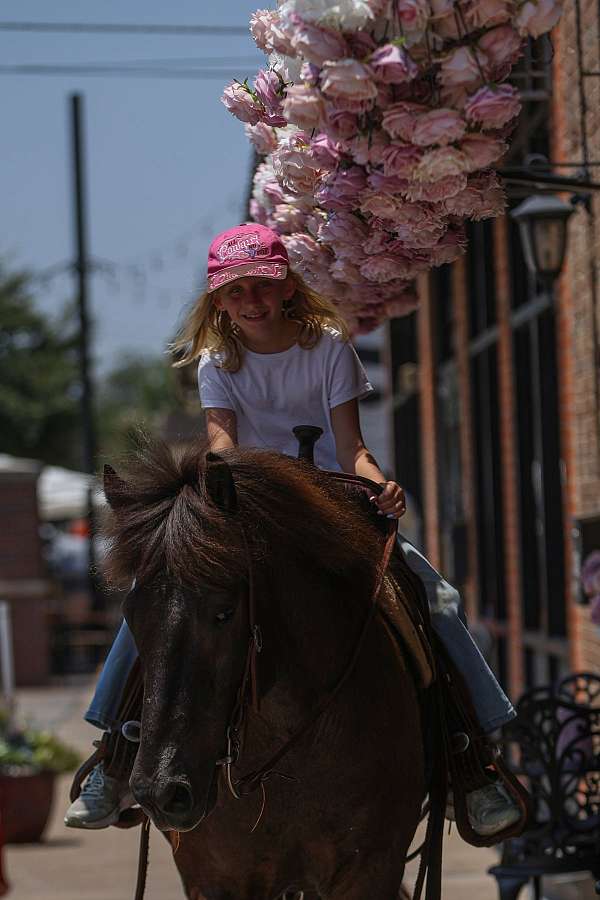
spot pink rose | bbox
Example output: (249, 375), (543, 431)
(360, 254), (416, 283)
(400, 173), (467, 201)
(394, 223), (446, 250)
(396, 0), (430, 31)
(412, 108), (467, 146)
(283, 84), (326, 130)
(463, 0), (512, 29)
(516, 0), (563, 38)
(300, 61), (321, 86)
(221, 81), (263, 125)
(381, 102), (430, 140)
(344, 130), (390, 166)
(381, 143), (423, 178)
(254, 69), (284, 117)
(320, 59), (379, 103)
(443, 172), (506, 219)
(289, 15), (349, 65)
(330, 257), (365, 284)
(479, 25), (524, 80)
(263, 179), (286, 205)
(384, 291), (419, 318)
(413, 146), (469, 182)
(250, 10), (277, 51)
(244, 122), (279, 155)
(360, 191), (404, 220)
(583, 551), (600, 597)
(315, 165), (368, 211)
(369, 44), (419, 84)
(346, 30), (377, 59)
(322, 104), (360, 140)
(430, 228), (467, 266)
(272, 134), (323, 195)
(464, 84), (522, 130)
(310, 133), (343, 169)
(439, 46), (486, 88)
(271, 202), (309, 233)
(318, 211), (369, 245)
(267, 16), (296, 56)
(249, 198), (269, 225)
(368, 172), (412, 193)
(461, 133), (507, 170)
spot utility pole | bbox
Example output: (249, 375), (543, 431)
(70, 93), (102, 611)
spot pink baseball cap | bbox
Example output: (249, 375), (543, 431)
(207, 223), (289, 293)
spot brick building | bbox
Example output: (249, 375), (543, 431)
(389, 8), (600, 701)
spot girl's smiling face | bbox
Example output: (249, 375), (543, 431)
(214, 275), (296, 347)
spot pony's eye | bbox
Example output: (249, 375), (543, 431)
(215, 608), (235, 625)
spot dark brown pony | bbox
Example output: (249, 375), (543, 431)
(103, 438), (426, 900)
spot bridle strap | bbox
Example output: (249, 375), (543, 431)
(224, 518), (398, 797)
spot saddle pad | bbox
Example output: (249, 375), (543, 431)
(378, 574), (435, 690)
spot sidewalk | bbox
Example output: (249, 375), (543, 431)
(6, 679), (592, 899)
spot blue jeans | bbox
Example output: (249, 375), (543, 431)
(85, 536), (515, 734)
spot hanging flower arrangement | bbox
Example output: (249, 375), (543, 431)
(222, 0), (563, 333)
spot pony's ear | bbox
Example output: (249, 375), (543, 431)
(204, 452), (238, 513)
(103, 464), (129, 509)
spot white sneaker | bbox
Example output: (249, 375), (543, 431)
(64, 762), (134, 829)
(466, 783), (521, 836)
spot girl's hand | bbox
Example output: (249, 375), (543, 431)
(374, 481), (406, 519)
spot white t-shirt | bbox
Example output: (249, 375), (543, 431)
(197, 329), (373, 471)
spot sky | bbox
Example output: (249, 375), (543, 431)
(1, 1), (265, 373)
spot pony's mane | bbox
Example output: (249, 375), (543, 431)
(102, 438), (385, 592)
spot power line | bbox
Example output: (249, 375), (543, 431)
(0, 21), (250, 35)
(0, 64), (254, 79)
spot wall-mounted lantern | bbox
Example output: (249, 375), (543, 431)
(510, 194), (575, 284)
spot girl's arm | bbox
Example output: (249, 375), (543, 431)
(205, 408), (237, 451)
(331, 398), (406, 519)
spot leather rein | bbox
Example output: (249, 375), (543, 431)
(216, 476), (398, 805)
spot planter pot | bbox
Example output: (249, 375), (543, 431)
(0, 771), (56, 843)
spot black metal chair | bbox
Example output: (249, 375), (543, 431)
(488, 672), (600, 899)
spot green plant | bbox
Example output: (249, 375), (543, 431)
(0, 723), (81, 776)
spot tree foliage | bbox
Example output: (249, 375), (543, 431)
(0, 262), (82, 467)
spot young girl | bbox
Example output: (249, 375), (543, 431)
(65, 223), (519, 837)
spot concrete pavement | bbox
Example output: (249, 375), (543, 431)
(5, 678), (593, 899)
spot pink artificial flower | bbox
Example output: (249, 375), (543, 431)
(461, 133), (508, 170)
(464, 84), (522, 130)
(413, 146), (470, 182)
(300, 61), (321, 86)
(318, 211), (369, 245)
(429, 0), (461, 39)
(443, 172), (506, 219)
(263, 179), (286, 205)
(369, 44), (419, 84)
(412, 108), (467, 146)
(344, 130), (390, 166)
(283, 232), (321, 266)
(322, 104), (360, 140)
(250, 10), (278, 51)
(249, 198), (269, 225)
(310, 133), (344, 169)
(360, 191), (404, 220)
(315, 165), (368, 211)
(384, 291), (420, 317)
(272, 134), (323, 195)
(306, 209), (327, 237)
(439, 46), (486, 89)
(271, 202), (309, 233)
(363, 226), (394, 255)
(283, 84), (326, 130)
(394, 223), (446, 250)
(590, 595), (600, 626)
(462, 0), (512, 29)
(429, 227), (467, 266)
(360, 254), (417, 283)
(244, 122), (280, 155)
(479, 25), (524, 81)
(346, 29), (377, 59)
(254, 69), (284, 116)
(221, 81), (263, 125)
(267, 16), (296, 56)
(396, 0), (430, 32)
(516, 0), (563, 38)
(289, 14), (349, 66)
(400, 173), (468, 201)
(330, 257), (365, 284)
(367, 171), (412, 193)
(320, 59), (379, 103)
(381, 102), (430, 140)
(381, 143), (423, 178)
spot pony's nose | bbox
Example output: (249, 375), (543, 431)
(153, 780), (195, 818)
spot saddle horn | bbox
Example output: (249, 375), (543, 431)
(292, 425), (323, 466)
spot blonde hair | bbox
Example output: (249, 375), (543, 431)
(170, 272), (349, 373)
